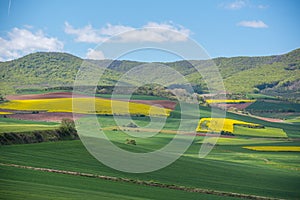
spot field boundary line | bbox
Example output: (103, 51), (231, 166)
(0, 162), (283, 200)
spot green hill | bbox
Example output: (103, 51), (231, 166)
(0, 52), (123, 94)
(1, 49), (299, 99)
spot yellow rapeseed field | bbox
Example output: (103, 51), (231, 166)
(0, 98), (170, 116)
(205, 99), (256, 104)
(196, 118), (259, 133)
(243, 146), (300, 152)
(0, 111), (12, 115)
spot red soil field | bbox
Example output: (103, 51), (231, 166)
(6, 92), (91, 100)
(212, 102), (254, 110)
(1, 111), (83, 122)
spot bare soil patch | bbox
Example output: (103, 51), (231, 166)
(212, 102), (253, 110)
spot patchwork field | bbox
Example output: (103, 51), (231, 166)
(0, 131), (299, 199)
(0, 92), (299, 199)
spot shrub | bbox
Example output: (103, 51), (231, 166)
(59, 118), (76, 136)
(125, 139), (136, 145)
(126, 122), (138, 128)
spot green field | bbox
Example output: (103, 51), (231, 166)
(0, 118), (58, 134)
(1, 165), (238, 200)
(246, 100), (300, 119)
(286, 116), (300, 124)
(246, 93), (278, 100)
(246, 100), (300, 112)
(198, 137), (288, 145)
(0, 139), (299, 199)
(233, 126), (287, 138)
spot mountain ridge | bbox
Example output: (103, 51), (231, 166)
(1, 49), (299, 99)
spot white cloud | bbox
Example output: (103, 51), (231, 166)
(257, 4), (269, 9)
(100, 24), (135, 36)
(220, 0), (269, 10)
(23, 24), (34, 29)
(237, 20), (268, 28)
(144, 22), (191, 36)
(64, 21), (191, 43)
(0, 27), (63, 61)
(221, 0), (247, 10)
(86, 48), (105, 60)
(64, 22), (106, 43)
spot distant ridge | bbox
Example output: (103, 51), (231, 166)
(0, 48), (299, 99)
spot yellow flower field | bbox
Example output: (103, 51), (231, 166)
(0, 111), (12, 115)
(0, 98), (170, 116)
(243, 146), (300, 152)
(196, 118), (260, 133)
(205, 99), (256, 104)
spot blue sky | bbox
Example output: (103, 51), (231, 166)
(0, 0), (299, 61)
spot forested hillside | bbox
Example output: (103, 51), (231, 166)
(1, 49), (299, 99)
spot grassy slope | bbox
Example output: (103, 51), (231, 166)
(0, 165), (235, 200)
